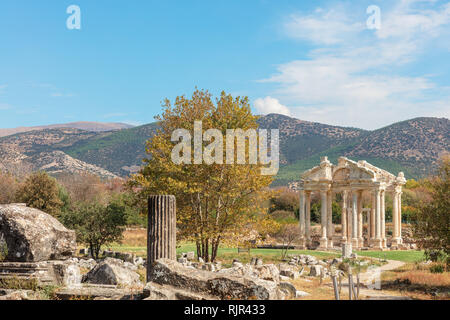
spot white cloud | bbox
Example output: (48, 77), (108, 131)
(254, 96), (291, 116)
(284, 7), (364, 45)
(259, 1), (450, 129)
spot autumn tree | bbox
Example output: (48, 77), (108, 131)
(412, 157), (450, 260)
(57, 172), (108, 204)
(16, 171), (63, 216)
(0, 171), (19, 204)
(130, 89), (274, 262)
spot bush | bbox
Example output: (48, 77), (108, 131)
(430, 264), (445, 274)
(60, 199), (127, 259)
(424, 249), (449, 265)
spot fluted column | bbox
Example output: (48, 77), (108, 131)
(351, 191), (359, 248)
(381, 190), (386, 248)
(305, 191), (311, 245)
(392, 191), (400, 246)
(320, 190), (328, 249)
(374, 190), (382, 249)
(357, 190), (363, 247)
(147, 195), (176, 280)
(341, 191), (348, 243)
(398, 192), (403, 244)
(347, 194), (352, 243)
(370, 193), (376, 245)
(327, 190), (333, 247)
(299, 190), (305, 242)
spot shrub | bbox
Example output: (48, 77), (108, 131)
(430, 264), (445, 274)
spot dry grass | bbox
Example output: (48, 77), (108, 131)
(121, 228), (147, 247)
(290, 277), (340, 300)
(380, 263), (450, 300)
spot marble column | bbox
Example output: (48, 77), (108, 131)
(374, 190), (382, 249)
(370, 193), (376, 246)
(327, 190), (333, 247)
(347, 192), (353, 244)
(320, 190), (328, 249)
(392, 191), (400, 246)
(381, 190), (386, 248)
(398, 192), (403, 244)
(351, 191), (359, 248)
(147, 195), (177, 279)
(357, 190), (363, 247)
(299, 190), (305, 244)
(305, 192), (311, 245)
(341, 191), (348, 243)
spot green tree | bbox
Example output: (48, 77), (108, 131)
(60, 199), (127, 259)
(16, 172), (63, 216)
(412, 157), (450, 260)
(129, 89), (273, 262)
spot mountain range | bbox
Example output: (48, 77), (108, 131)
(0, 115), (448, 184)
(0, 121), (134, 138)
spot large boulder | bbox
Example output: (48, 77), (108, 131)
(82, 258), (142, 287)
(147, 259), (282, 300)
(0, 204), (76, 262)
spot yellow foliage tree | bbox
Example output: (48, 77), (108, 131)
(130, 89), (274, 262)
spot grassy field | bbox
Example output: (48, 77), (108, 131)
(107, 228), (426, 264)
(355, 250), (425, 262)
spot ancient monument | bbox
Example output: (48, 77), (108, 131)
(298, 157), (406, 250)
(147, 195), (177, 280)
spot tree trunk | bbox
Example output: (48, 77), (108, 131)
(196, 239), (201, 261)
(211, 237), (220, 262)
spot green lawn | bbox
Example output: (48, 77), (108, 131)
(107, 243), (425, 263)
(355, 250), (425, 262)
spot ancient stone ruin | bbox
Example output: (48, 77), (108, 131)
(298, 156), (407, 250)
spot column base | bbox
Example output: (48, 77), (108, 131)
(298, 238), (306, 249)
(351, 238), (359, 248)
(327, 239), (334, 248)
(319, 238), (328, 250)
(372, 238), (383, 250)
(391, 237), (402, 246)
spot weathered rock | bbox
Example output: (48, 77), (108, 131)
(279, 282), (297, 298)
(115, 252), (135, 263)
(78, 258), (97, 270)
(143, 282), (216, 300)
(0, 290), (29, 300)
(0, 204), (77, 262)
(295, 290), (310, 298)
(52, 261), (82, 287)
(278, 263), (299, 280)
(148, 259), (282, 300)
(309, 265), (323, 277)
(82, 258), (142, 287)
(255, 264), (280, 283)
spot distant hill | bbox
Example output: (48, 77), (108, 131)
(0, 115), (448, 184)
(0, 128), (118, 178)
(0, 121), (134, 138)
(62, 123), (159, 176)
(273, 116), (449, 185)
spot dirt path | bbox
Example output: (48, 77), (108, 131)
(358, 259), (411, 300)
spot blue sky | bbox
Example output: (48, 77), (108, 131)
(0, 0), (449, 129)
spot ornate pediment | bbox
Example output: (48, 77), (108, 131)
(300, 156), (405, 190)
